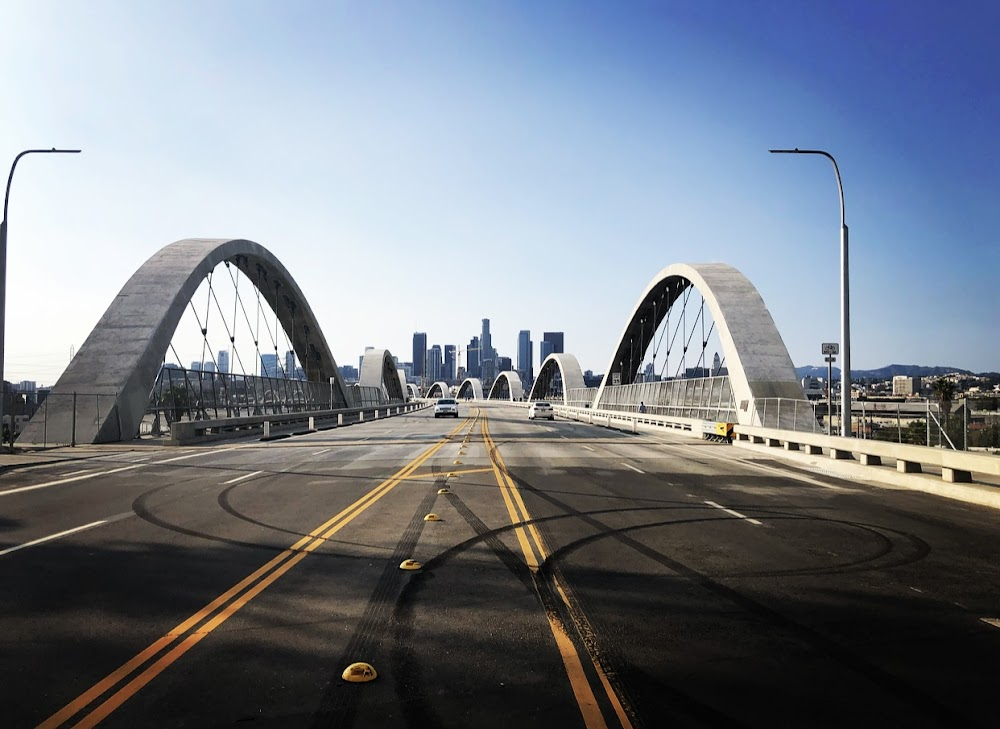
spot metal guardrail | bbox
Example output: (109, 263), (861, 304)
(169, 402), (426, 444)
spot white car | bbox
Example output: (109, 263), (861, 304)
(528, 401), (554, 420)
(434, 397), (459, 418)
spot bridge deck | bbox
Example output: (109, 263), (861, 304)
(1, 402), (998, 728)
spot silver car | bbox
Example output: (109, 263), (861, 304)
(434, 397), (459, 418)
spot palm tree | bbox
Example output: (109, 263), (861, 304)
(933, 378), (956, 424)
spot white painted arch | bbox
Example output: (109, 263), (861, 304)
(457, 378), (485, 400)
(487, 371), (524, 401)
(359, 348), (405, 402)
(595, 263), (803, 424)
(425, 381), (451, 399)
(528, 353), (587, 405)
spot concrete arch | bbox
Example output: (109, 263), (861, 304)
(20, 238), (350, 444)
(595, 263), (802, 422)
(488, 371), (524, 401)
(426, 382), (451, 399)
(528, 353), (587, 405)
(406, 383), (420, 400)
(397, 369), (408, 401)
(359, 348), (405, 402)
(457, 378), (484, 400)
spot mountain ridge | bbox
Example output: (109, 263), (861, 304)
(795, 364), (979, 380)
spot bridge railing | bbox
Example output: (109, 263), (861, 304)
(596, 376), (737, 422)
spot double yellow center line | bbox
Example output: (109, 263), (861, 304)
(40, 414), (474, 729)
(482, 413), (634, 729)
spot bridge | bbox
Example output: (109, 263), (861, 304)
(2, 238), (999, 728)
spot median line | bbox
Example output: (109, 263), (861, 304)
(482, 414), (634, 729)
(38, 413), (474, 729)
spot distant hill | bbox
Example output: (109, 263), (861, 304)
(795, 364), (975, 380)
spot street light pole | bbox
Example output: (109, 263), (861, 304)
(770, 148), (852, 437)
(1, 148), (81, 447)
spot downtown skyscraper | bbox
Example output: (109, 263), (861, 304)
(517, 330), (533, 386)
(412, 332), (427, 378)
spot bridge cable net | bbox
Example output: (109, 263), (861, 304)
(599, 277), (737, 422)
(146, 258), (368, 435)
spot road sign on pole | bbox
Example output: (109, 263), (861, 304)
(821, 342), (839, 356)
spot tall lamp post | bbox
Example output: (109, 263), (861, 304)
(1, 148), (81, 447)
(770, 148), (852, 438)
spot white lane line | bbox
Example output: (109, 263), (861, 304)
(704, 500), (763, 526)
(127, 455), (152, 462)
(221, 470), (264, 485)
(0, 445), (246, 497)
(63, 469), (98, 478)
(581, 445), (595, 452)
(980, 618), (1000, 629)
(560, 435), (570, 440)
(0, 464), (141, 496)
(622, 462), (645, 474)
(312, 448), (331, 456)
(660, 441), (849, 492)
(3, 521), (98, 557)
(0, 511), (133, 558)
(152, 445), (244, 464)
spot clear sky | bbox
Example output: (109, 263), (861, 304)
(2, 0), (998, 385)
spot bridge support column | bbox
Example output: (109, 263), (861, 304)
(263, 421), (270, 438)
(943, 467), (972, 483)
(898, 460), (921, 474)
(804, 444), (823, 455)
(308, 416), (315, 430)
(830, 448), (852, 460)
(338, 413), (343, 426)
(859, 453), (881, 466)
(784, 442), (800, 451)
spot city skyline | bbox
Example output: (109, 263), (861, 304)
(2, 2), (998, 385)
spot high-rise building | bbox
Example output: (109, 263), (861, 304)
(412, 332), (427, 377)
(539, 340), (554, 365)
(260, 353), (279, 377)
(481, 319), (497, 384)
(427, 345), (443, 382)
(218, 350), (230, 374)
(517, 330), (533, 385)
(444, 345), (456, 383)
(190, 361), (202, 371)
(498, 356), (512, 373)
(467, 336), (481, 378)
(543, 332), (564, 355)
(286, 350), (296, 377)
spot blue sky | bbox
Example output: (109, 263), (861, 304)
(2, 0), (998, 384)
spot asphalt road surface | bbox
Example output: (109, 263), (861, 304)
(2, 402), (999, 728)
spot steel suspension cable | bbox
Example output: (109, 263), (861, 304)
(674, 293), (706, 379)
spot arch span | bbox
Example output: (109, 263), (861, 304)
(457, 378), (484, 400)
(359, 348), (405, 402)
(406, 383), (420, 401)
(528, 353), (587, 405)
(595, 263), (802, 422)
(425, 382), (451, 399)
(488, 371), (524, 401)
(20, 238), (350, 445)
(397, 369), (408, 401)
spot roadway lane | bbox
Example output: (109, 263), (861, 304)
(1, 402), (998, 728)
